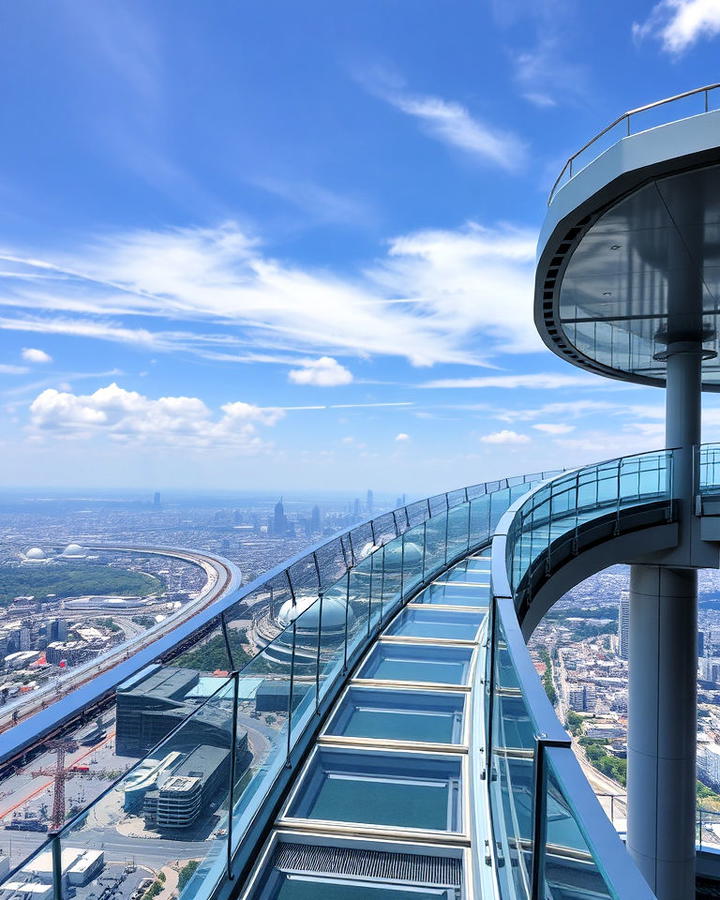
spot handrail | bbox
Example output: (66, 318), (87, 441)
(485, 449), (681, 900)
(548, 82), (720, 205)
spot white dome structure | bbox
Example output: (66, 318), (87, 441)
(23, 547), (51, 563)
(277, 594), (352, 632)
(61, 543), (86, 558)
(382, 541), (423, 571)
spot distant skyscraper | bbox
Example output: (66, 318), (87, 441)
(274, 498), (287, 536)
(619, 591), (630, 660)
(366, 490), (374, 515)
(698, 630), (706, 658)
(353, 498), (361, 518)
(153, 492), (161, 507)
(311, 505), (321, 533)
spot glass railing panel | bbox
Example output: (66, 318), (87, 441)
(401, 523), (426, 596)
(446, 503), (470, 563)
(287, 598), (320, 740)
(313, 537), (347, 595)
(489, 487), (512, 533)
(541, 748), (615, 899)
(345, 555), (373, 660)
(230, 630), (295, 845)
(469, 493), (491, 547)
(0, 839), (58, 899)
(173, 616), (233, 674)
(424, 512), (448, 574)
(317, 574), (349, 699)
(58, 676), (235, 900)
(490, 611), (537, 899)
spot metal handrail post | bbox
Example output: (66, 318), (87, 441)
(51, 831), (62, 900)
(227, 669), (239, 878)
(530, 740), (549, 900)
(379, 545), (386, 625)
(343, 571), (350, 672)
(368, 552), (375, 636)
(285, 622), (297, 766)
(485, 595), (497, 781)
(315, 591), (323, 712)
(421, 520), (427, 582)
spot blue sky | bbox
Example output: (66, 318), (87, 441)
(2, 0), (720, 493)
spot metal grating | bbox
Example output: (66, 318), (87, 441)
(273, 842), (462, 886)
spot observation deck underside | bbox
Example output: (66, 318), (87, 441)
(536, 110), (720, 389)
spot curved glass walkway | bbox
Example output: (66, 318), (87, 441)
(1, 446), (718, 900)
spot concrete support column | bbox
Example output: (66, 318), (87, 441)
(665, 341), (702, 530)
(627, 564), (697, 898)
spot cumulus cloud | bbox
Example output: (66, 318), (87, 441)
(395, 432), (410, 442)
(288, 356), (353, 386)
(0, 220), (542, 367)
(480, 429), (531, 445)
(22, 347), (52, 364)
(28, 382), (283, 451)
(633, 0), (720, 54)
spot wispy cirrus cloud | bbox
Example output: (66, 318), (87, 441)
(357, 68), (527, 170)
(419, 373), (597, 390)
(633, 0), (720, 54)
(0, 219), (542, 368)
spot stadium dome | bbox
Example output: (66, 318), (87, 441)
(61, 543), (86, 558)
(24, 547), (47, 561)
(277, 594), (352, 632)
(382, 541), (423, 571)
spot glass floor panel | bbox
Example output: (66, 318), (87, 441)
(435, 568), (490, 585)
(287, 748), (463, 831)
(415, 582), (489, 607)
(325, 687), (465, 743)
(357, 644), (473, 685)
(260, 874), (454, 899)
(386, 608), (483, 642)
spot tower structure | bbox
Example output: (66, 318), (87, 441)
(535, 90), (720, 898)
(618, 591), (630, 660)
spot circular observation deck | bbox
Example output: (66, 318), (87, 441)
(536, 85), (720, 390)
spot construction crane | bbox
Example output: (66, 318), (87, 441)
(30, 739), (117, 830)
(31, 739), (79, 830)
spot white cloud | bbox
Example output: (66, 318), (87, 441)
(395, 432), (410, 442)
(0, 220), (542, 367)
(28, 382), (283, 451)
(633, 0), (720, 54)
(0, 364), (29, 375)
(511, 38), (589, 107)
(480, 429), (531, 445)
(533, 422), (575, 434)
(382, 91), (527, 170)
(420, 373), (596, 389)
(288, 356), (353, 387)
(21, 347), (52, 364)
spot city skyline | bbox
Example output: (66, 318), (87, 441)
(2, 2), (720, 490)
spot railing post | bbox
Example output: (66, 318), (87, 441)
(626, 114), (631, 136)
(546, 481), (553, 573)
(530, 740), (549, 900)
(466, 494), (472, 552)
(444, 496), (450, 565)
(367, 553), (374, 638)
(421, 520), (427, 582)
(400, 535), (406, 599)
(379, 545), (386, 625)
(227, 669), (239, 879)
(343, 571), (350, 673)
(285, 622), (297, 766)
(485, 595), (497, 781)
(51, 830), (62, 900)
(615, 459), (622, 535)
(315, 591), (323, 712)
(705, 89), (709, 112)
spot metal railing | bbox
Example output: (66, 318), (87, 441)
(483, 449), (679, 900)
(548, 83), (720, 205)
(0, 470), (556, 900)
